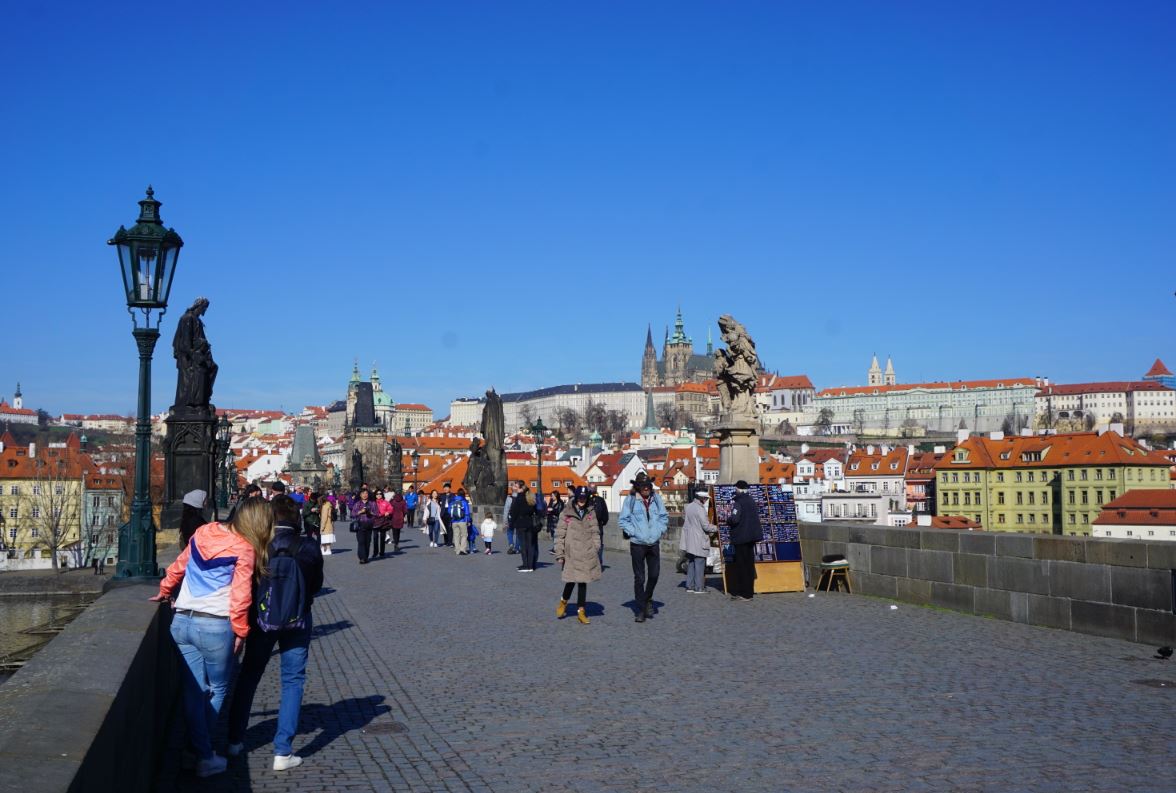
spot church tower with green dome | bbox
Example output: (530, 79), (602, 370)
(371, 363), (396, 431)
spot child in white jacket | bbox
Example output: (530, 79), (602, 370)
(480, 510), (497, 555)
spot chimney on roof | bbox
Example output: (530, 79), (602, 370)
(907, 444), (915, 455)
(866, 445), (874, 455)
(956, 428), (969, 445)
(916, 514), (932, 527)
(28, 442), (36, 457)
(1108, 422), (1124, 436)
(1020, 428), (1033, 437)
(933, 445), (946, 453)
(990, 431), (1004, 440)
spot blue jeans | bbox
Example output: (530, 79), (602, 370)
(506, 526), (518, 551)
(170, 613), (236, 760)
(227, 614), (312, 756)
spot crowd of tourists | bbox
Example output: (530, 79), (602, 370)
(155, 471), (762, 777)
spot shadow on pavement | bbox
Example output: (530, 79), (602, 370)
(311, 620), (353, 639)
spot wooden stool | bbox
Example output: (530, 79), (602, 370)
(816, 560), (852, 593)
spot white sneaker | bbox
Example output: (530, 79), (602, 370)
(226, 742), (244, 757)
(273, 754), (303, 771)
(195, 753), (228, 778)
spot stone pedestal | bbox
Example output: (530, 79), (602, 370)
(161, 411), (218, 530)
(345, 428), (387, 489)
(717, 419), (760, 484)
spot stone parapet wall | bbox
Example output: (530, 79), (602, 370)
(799, 522), (1176, 645)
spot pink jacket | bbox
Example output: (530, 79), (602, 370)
(158, 522), (257, 638)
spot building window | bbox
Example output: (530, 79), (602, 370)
(1126, 530), (1133, 536)
(1080, 470), (1088, 481)
(952, 473), (959, 483)
(1016, 513), (1023, 524)
(1016, 492), (1023, 505)
(998, 492), (1005, 505)
(54, 485), (64, 495)
(1082, 514), (1089, 524)
(1095, 469), (1103, 480)
(1069, 513), (1076, 524)
(997, 473), (1004, 483)
(1067, 470), (1074, 481)
(1028, 472), (1035, 483)
(964, 492), (971, 506)
(7, 528), (14, 542)
(1029, 513), (1036, 523)
(1041, 514), (1048, 524)
(32, 485), (41, 495)
(1068, 491), (1075, 504)
(1042, 491), (1048, 504)
(952, 493), (959, 506)
(1015, 472), (1023, 483)
(1028, 492), (1035, 505)
(998, 513), (1006, 524)
(1081, 491), (1088, 505)
(8, 486), (17, 495)
(1095, 490), (1103, 503)
(7, 508), (15, 519)
(30, 527), (38, 538)
(941, 473), (948, 483)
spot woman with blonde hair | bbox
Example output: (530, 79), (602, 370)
(151, 497), (274, 778)
(319, 493), (335, 555)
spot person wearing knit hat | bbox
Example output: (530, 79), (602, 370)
(726, 480), (763, 601)
(180, 490), (208, 546)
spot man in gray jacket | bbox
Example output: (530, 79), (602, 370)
(680, 489), (717, 593)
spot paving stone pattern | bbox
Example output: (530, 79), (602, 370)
(162, 530), (1175, 792)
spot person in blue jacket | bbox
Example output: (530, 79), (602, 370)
(618, 471), (669, 622)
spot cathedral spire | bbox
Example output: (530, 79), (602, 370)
(643, 389), (657, 432)
(645, 324), (654, 349)
(706, 328), (713, 355)
(350, 359), (361, 385)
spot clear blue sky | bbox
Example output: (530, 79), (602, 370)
(2, 1), (1173, 417)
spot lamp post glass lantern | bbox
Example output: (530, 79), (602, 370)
(216, 415), (231, 513)
(109, 186), (183, 579)
(529, 417), (547, 499)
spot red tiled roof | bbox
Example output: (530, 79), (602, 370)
(759, 460), (796, 483)
(933, 431), (1169, 471)
(756, 373), (814, 391)
(818, 378), (1036, 398)
(846, 447), (909, 477)
(1145, 358), (1173, 378)
(398, 404), (432, 412)
(1036, 381), (1172, 397)
(0, 400), (36, 417)
(931, 516), (983, 530)
(1093, 489), (1176, 526)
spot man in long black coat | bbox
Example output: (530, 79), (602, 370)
(726, 480), (763, 601)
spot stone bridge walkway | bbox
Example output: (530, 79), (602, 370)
(160, 530), (1175, 792)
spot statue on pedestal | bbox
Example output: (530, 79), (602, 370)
(349, 448), (365, 492)
(172, 297), (218, 416)
(713, 314), (760, 423)
(387, 436), (403, 492)
(475, 389), (508, 503)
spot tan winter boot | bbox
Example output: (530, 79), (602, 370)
(577, 607), (590, 625)
(556, 599), (567, 619)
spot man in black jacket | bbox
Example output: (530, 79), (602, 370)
(726, 480), (763, 601)
(226, 495), (324, 771)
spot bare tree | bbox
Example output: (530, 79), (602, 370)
(655, 403), (675, 430)
(583, 399), (607, 435)
(553, 407), (581, 438)
(816, 408), (834, 436)
(604, 410), (629, 443)
(19, 456), (83, 571)
(1083, 413), (1096, 432)
(852, 409), (865, 436)
(519, 404), (536, 428)
(778, 418), (796, 435)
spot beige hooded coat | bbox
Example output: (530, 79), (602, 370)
(554, 503), (602, 584)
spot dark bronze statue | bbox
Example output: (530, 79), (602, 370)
(349, 448), (364, 492)
(387, 436), (403, 492)
(172, 297), (218, 415)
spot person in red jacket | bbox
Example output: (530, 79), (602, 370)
(389, 491), (408, 553)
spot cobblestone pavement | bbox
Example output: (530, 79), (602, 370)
(161, 530), (1175, 792)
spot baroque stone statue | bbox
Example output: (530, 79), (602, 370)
(713, 314), (760, 422)
(172, 297), (218, 415)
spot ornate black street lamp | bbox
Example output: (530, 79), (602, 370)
(216, 414), (232, 514)
(109, 186), (183, 579)
(529, 417), (548, 498)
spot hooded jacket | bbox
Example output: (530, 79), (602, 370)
(158, 522), (257, 638)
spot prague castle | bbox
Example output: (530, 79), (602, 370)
(640, 310), (715, 389)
